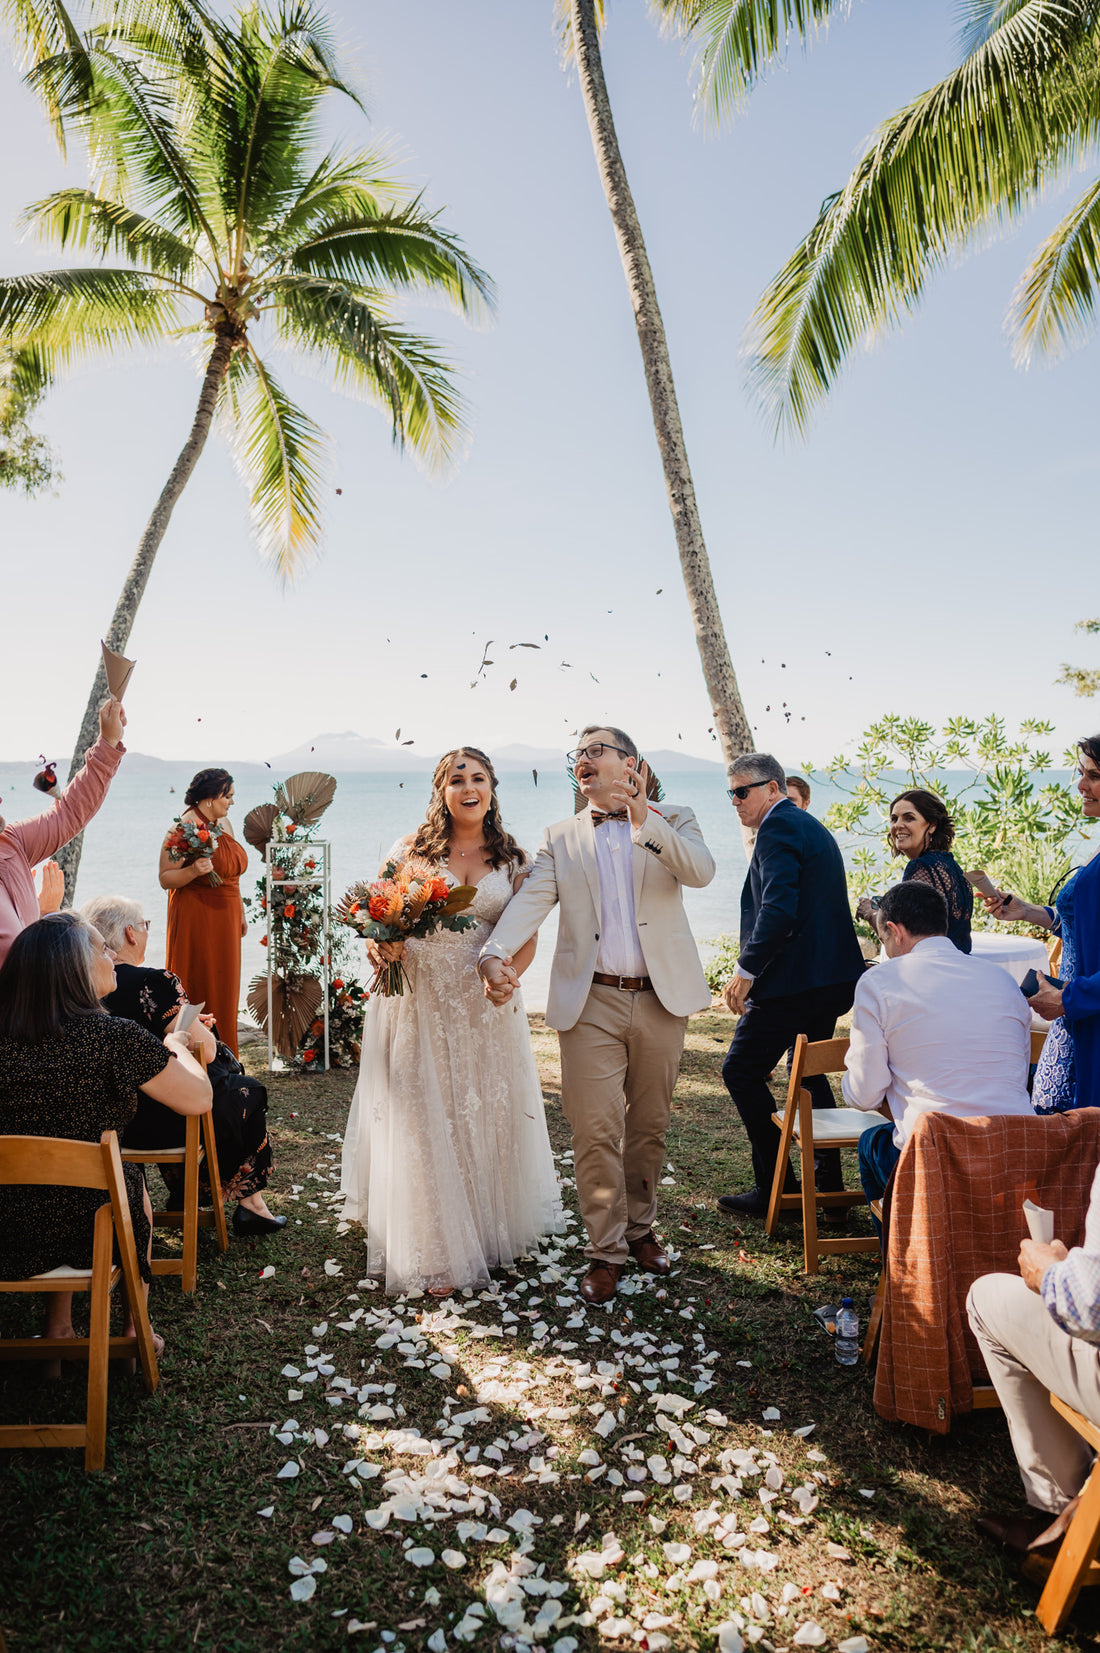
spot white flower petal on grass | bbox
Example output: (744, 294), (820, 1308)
(793, 1624), (827, 1647)
(324, 1259), (343, 1276)
(662, 1542), (691, 1565)
(276, 1461), (300, 1479)
(427, 1632), (447, 1653)
(430, 1363), (452, 1380)
(257, 1506), (274, 1518)
(312, 1322), (328, 1337)
(648, 1515), (667, 1534)
(838, 1639), (870, 1653)
(311, 1531), (336, 1545)
(552, 1640), (579, 1653)
(793, 1423), (816, 1438)
(643, 1614), (674, 1630)
(685, 1559), (718, 1582)
(762, 1407), (781, 1422)
(441, 1549), (466, 1569)
(331, 1515), (354, 1534)
(826, 1542), (852, 1561)
(406, 1547), (435, 1568)
(289, 1575), (316, 1602)
(716, 1624), (745, 1653)
(346, 1621), (371, 1635)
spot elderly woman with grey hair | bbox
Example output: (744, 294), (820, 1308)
(81, 895), (284, 1236)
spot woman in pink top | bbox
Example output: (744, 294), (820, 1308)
(0, 698), (127, 966)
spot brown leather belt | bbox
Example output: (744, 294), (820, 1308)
(593, 972), (652, 992)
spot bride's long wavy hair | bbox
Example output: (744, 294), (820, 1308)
(408, 748), (526, 872)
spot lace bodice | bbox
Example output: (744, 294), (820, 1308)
(902, 851), (973, 953)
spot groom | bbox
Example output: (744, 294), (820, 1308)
(478, 726), (715, 1304)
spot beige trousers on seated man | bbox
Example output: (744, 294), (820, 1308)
(559, 983), (688, 1264)
(968, 1273), (1100, 1512)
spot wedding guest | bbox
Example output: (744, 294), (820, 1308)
(719, 752), (865, 1219)
(159, 769), (249, 1057)
(857, 789), (973, 953)
(786, 775), (811, 810)
(0, 913), (210, 1356)
(341, 747), (562, 1294)
(981, 736), (1100, 1113)
(0, 698), (126, 966)
(999, 738), (1100, 1113)
(479, 726), (714, 1304)
(843, 881), (1034, 1231)
(968, 1159), (1100, 1556)
(81, 895), (284, 1236)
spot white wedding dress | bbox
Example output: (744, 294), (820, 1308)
(340, 851), (564, 1294)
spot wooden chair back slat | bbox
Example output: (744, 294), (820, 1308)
(0, 1135), (110, 1189)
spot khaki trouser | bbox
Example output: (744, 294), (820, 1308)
(967, 1273), (1100, 1513)
(558, 983), (688, 1265)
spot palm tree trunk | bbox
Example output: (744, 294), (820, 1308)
(567, 0), (751, 768)
(55, 323), (237, 904)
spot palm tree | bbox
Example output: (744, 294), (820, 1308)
(559, 0), (852, 766)
(2, 0), (492, 897)
(744, 0), (1100, 434)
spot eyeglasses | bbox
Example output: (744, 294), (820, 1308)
(567, 744), (631, 766)
(727, 779), (772, 802)
(138, 919), (151, 931)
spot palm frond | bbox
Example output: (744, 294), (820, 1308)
(653, 0), (851, 123)
(0, 267), (186, 371)
(21, 188), (206, 284)
(744, 0), (1096, 434)
(270, 276), (470, 469)
(5, 0), (90, 147)
(219, 344), (326, 576)
(955, 0), (1071, 57)
(252, 148), (404, 255)
(1011, 172), (1100, 361)
(282, 200), (494, 321)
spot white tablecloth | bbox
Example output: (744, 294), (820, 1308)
(969, 931), (1051, 986)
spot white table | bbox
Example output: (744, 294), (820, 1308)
(969, 931), (1051, 987)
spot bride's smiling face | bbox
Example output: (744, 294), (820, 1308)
(443, 757), (492, 827)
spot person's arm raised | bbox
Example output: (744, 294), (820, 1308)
(139, 1032), (213, 1115)
(7, 698), (126, 867)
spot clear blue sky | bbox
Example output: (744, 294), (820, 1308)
(2, 0), (1097, 769)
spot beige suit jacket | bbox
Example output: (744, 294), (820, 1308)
(480, 803), (715, 1031)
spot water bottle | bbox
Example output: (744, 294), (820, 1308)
(835, 1298), (859, 1366)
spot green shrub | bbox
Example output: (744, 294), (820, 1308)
(703, 934), (740, 994)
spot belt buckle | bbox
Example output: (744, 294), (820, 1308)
(618, 975), (633, 992)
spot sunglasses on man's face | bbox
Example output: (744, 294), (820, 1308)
(727, 779), (772, 802)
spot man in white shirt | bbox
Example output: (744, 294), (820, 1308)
(843, 880), (1034, 1220)
(479, 725), (714, 1304)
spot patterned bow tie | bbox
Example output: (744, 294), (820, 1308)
(591, 809), (629, 827)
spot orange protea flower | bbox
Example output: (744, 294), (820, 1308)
(405, 879), (432, 924)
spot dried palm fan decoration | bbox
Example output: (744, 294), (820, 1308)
(275, 771), (337, 828)
(571, 758), (664, 811)
(243, 803), (279, 852)
(247, 972), (323, 1061)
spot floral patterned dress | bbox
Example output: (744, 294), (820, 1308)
(340, 851), (564, 1294)
(1033, 871), (1078, 1114)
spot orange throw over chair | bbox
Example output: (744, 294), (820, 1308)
(873, 1110), (1100, 1433)
(0, 1130), (159, 1471)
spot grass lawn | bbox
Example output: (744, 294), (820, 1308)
(1, 1007), (1097, 1652)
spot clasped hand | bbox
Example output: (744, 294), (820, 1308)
(1019, 1236), (1069, 1294)
(98, 696), (126, 748)
(366, 938), (405, 969)
(480, 956), (518, 1006)
(606, 760), (651, 828)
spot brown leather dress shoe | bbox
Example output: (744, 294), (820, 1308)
(977, 1502), (1076, 1558)
(628, 1232), (671, 1275)
(579, 1260), (624, 1304)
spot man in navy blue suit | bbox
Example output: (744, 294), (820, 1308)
(718, 752), (865, 1218)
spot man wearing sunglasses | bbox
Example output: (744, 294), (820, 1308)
(719, 752), (865, 1219)
(478, 725), (714, 1304)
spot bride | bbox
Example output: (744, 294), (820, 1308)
(340, 746), (564, 1294)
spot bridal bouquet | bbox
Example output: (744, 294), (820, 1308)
(165, 816), (222, 886)
(337, 859), (477, 996)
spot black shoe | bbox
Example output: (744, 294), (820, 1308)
(717, 1187), (770, 1218)
(232, 1205), (288, 1236)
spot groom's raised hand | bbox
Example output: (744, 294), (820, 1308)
(607, 759), (650, 828)
(480, 956), (518, 1005)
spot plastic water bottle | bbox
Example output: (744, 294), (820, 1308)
(835, 1298), (859, 1366)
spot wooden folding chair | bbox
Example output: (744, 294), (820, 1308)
(765, 1034), (884, 1273)
(862, 1199), (886, 1365)
(1021, 1395), (1100, 1631)
(1048, 937), (1064, 976)
(0, 1130), (159, 1470)
(121, 1064), (227, 1293)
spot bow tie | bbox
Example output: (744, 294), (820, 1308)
(591, 809), (629, 827)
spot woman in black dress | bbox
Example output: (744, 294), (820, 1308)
(857, 789), (973, 953)
(82, 895), (284, 1235)
(0, 913), (211, 1352)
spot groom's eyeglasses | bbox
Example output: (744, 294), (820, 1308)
(727, 779), (772, 802)
(567, 744), (630, 766)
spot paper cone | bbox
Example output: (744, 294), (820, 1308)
(1023, 1199), (1054, 1244)
(174, 1001), (205, 1034)
(965, 868), (1001, 901)
(101, 640), (136, 701)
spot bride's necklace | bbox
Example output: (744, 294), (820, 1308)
(451, 841), (486, 860)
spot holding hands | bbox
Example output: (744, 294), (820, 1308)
(606, 760), (651, 828)
(481, 956), (518, 1006)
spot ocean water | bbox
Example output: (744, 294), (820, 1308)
(0, 765), (758, 1012)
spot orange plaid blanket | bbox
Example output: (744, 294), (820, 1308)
(873, 1109), (1100, 1433)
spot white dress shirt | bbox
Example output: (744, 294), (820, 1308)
(841, 935), (1034, 1149)
(592, 815), (647, 978)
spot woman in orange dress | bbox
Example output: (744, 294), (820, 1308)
(160, 769), (249, 1057)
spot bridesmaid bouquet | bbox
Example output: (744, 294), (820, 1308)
(337, 859), (477, 996)
(165, 816), (223, 886)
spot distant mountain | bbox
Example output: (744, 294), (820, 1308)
(265, 734), (724, 774)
